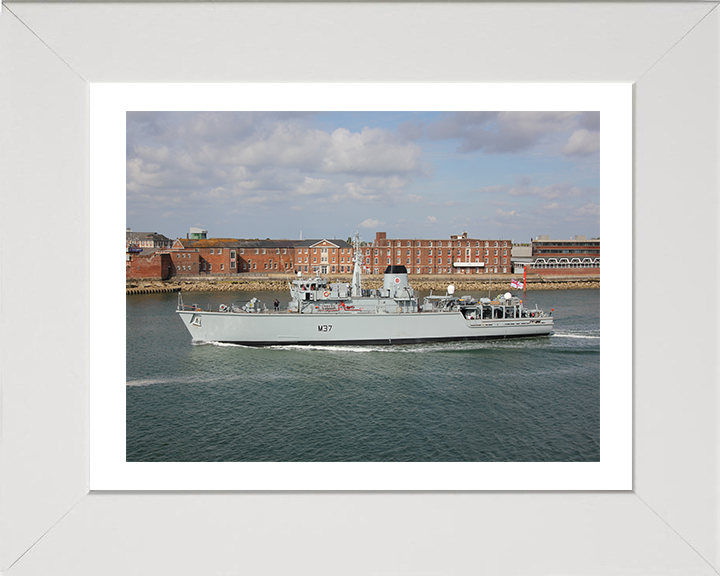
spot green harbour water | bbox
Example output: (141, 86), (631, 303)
(126, 288), (599, 462)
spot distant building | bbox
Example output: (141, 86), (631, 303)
(126, 230), (173, 250)
(372, 231), (512, 275)
(511, 243), (533, 274)
(294, 239), (354, 275)
(126, 249), (173, 280)
(189, 227), (208, 240)
(529, 235), (600, 270)
(171, 238), (302, 275)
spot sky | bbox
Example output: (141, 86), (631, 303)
(126, 111), (600, 243)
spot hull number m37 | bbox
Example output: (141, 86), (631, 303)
(318, 324), (333, 332)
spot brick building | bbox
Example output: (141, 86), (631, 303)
(236, 240), (301, 273)
(294, 239), (354, 275)
(126, 249), (173, 280)
(171, 238), (301, 275)
(371, 231), (513, 275)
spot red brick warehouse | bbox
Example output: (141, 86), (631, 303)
(372, 231), (513, 275)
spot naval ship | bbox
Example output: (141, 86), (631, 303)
(176, 237), (554, 346)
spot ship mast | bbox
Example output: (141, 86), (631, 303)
(351, 231), (363, 298)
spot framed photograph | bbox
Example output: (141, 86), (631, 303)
(2, 2), (718, 574)
(92, 83), (630, 492)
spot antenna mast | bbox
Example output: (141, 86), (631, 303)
(351, 230), (363, 298)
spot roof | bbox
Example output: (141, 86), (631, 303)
(128, 247), (164, 257)
(295, 239), (353, 248)
(173, 238), (305, 249)
(127, 231), (172, 242)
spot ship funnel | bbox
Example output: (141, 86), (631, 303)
(383, 265), (410, 296)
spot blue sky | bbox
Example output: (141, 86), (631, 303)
(126, 111), (599, 243)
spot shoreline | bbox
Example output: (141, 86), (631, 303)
(127, 275), (600, 295)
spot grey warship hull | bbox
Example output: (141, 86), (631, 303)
(177, 308), (553, 346)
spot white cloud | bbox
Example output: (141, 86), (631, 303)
(472, 184), (507, 194)
(359, 218), (384, 229)
(563, 129), (600, 156)
(337, 176), (413, 203)
(322, 127), (422, 174)
(542, 202), (561, 210)
(575, 202), (600, 216)
(426, 216), (438, 223)
(427, 111), (579, 153)
(508, 180), (583, 200)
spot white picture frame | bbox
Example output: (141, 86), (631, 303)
(1, 2), (718, 574)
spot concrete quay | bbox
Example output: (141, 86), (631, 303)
(127, 274), (599, 295)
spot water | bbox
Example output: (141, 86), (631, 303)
(126, 289), (599, 462)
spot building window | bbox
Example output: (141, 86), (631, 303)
(262, 249), (266, 254)
(255, 249), (259, 254)
(221, 264), (224, 271)
(208, 264), (212, 271)
(218, 249), (222, 255)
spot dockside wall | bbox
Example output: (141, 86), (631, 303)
(127, 274), (599, 295)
